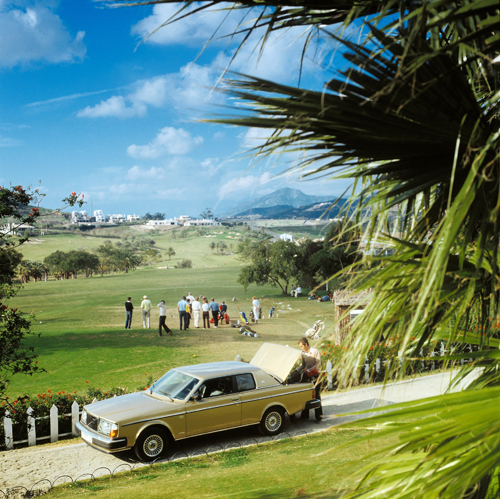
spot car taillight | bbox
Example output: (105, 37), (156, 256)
(312, 388), (316, 398)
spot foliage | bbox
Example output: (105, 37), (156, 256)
(177, 259), (193, 269)
(44, 250), (100, 279)
(0, 185), (84, 408)
(18, 260), (47, 283)
(166, 247), (175, 260)
(237, 239), (300, 295)
(112, 0), (500, 496)
(237, 232), (360, 293)
(0, 376), (153, 450)
(143, 212), (165, 220)
(199, 207), (214, 220)
(0, 248), (23, 297)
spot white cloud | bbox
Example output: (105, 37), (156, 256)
(77, 96), (146, 118)
(0, 135), (21, 147)
(221, 172), (272, 197)
(131, 3), (240, 47)
(127, 126), (204, 159)
(0, 3), (86, 68)
(77, 64), (222, 119)
(126, 165), (166, 181)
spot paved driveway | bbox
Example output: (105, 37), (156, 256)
(0, 371), (474, 493)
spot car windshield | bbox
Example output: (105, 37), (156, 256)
(152, 370), (199, 400)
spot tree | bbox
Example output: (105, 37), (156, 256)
(44, 250), (99, 278)
(200, 208), (214, 220)
(237, 239), (300, 295)
(113, 0), (500, 496)
(166, 247), (176, 260)
(209, 241), (216, 254)
(142, 248), (161, 267)
(0, 185), (84, 405)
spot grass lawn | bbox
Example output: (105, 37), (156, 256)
(47, 429), (388, 499)
(7, 227), (336, 399)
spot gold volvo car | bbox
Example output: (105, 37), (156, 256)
(76, 343), (321, 461)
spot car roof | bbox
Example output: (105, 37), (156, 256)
(176, 361), (262, 380)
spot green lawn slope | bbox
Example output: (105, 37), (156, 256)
(7, 227), (335, 399)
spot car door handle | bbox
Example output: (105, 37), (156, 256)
(232, 397), (239, 402)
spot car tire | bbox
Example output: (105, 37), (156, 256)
(134, 427), (169, 462)
(259, 407), (285, 436)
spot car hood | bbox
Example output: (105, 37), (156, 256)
(85, 391), (181, 423)
(250, 343), (302, 383)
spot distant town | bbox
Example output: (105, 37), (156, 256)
(70, 210), (220, 227)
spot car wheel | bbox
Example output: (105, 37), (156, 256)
(134, 427), (169, 462)
(259, 407), (285, 436)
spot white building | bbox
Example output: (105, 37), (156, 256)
(184, 219), (220, 226)
(94, 210), (107, 223)
(146, 219), (179, 226)
(71, 211), (91, 223)
(127, 214), (141, 222)
(109, 214), (126, 223)
(280, 233), (294, 242)
(0, 223), (35, 235)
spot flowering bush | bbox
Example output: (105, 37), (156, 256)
(0, 375), (153, 450)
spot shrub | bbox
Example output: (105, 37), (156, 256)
(177, 259), (193, 268)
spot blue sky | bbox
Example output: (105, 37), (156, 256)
(0, 0), (353, 218)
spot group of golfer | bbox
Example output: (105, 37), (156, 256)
(124, 294), (229, 336)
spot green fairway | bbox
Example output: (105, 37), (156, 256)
(7, 227), (335, 399)
(47, 429), (388, 499)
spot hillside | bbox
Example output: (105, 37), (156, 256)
(234, 199), (349, 219)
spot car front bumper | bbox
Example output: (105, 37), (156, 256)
(76, 421), (128, 452)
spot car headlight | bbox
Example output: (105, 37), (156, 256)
(98, 418), (118, 438)
(81, 409), (87, 424)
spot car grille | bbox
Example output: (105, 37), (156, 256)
(87, 414), (98, 431)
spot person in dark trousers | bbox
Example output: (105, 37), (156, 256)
(157, 300), (172, 336)
(298, 337), (323, 423)
(209, 298), (220, 328)
(177, 296), (188, 330)
(125, 297), (133, 329)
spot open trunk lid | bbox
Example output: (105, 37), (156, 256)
(250, 343), (302, 383)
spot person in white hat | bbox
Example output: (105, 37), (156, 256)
(140, 295), (152, 329)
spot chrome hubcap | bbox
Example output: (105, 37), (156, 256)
(266, 412), (281, 431)
(144, 435), (163, 457)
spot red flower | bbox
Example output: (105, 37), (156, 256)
(85, 380), (89, 383)
(71, 191), (76, 196)
(47, 389), (51, 393)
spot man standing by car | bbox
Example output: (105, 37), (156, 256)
(209, 297), (220, 328)
(298, 337), (323, 423)
(177, 296), (188, 330)
(140, 295), (152, 329)
(125, 297), (133, 329)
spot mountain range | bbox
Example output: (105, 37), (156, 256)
(224, 187), (346, 219)
(223, 188), (335, 218)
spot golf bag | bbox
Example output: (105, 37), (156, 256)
(239, 310), (249, 325)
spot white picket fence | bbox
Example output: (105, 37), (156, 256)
(3, 400), (81, 450)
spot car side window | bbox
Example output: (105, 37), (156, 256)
(235, 373), (256, 392)
(199, 376), (234, 398)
